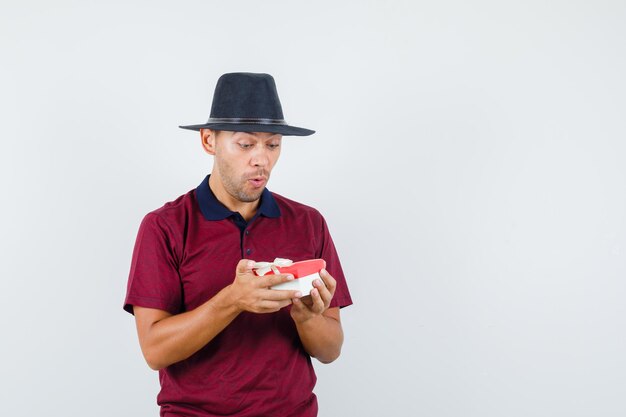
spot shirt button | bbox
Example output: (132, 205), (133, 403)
(246, 248), (251, 255)
(245, 230), (250, 236)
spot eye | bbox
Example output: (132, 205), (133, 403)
(238, 143), (253, 149)
(267, 143), (281, 150)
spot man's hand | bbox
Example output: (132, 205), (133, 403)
(290, 268), (336, 324)
(227, 259), (302, 314)
(133, 259), (301, 370)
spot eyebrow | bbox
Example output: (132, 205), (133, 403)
(237, 132), (281, 139)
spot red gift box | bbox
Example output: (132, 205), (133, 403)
(253, 258), (325, 296)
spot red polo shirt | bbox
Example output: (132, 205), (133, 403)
(124, 175), (352, 417)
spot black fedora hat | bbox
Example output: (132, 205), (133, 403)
(179, 72), (315, 136)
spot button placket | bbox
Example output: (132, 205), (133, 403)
(243, 226), (252, 257)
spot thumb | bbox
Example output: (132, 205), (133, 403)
(237, 259), (256, 276)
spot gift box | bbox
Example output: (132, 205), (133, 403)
(253, 258), (325, 297)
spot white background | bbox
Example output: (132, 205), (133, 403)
(2, 1), (626, 416)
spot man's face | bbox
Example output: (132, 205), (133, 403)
(209, 130), (282, 203)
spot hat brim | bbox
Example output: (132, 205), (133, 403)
(179, 123), (315, 136)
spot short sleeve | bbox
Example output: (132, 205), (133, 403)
(317, 216), (353, 309)
(123, 213), (183, 315)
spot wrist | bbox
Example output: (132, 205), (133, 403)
(216, 284), (243, 315)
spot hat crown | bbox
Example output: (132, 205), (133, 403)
(179, 72), (314, 136)
(209, 72), (284, 120)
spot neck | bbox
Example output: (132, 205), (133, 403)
(208, 173), (260, 221)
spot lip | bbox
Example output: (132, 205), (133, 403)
(248, 177), (267, 188)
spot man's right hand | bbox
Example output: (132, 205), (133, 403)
(227, 259), (302, 313)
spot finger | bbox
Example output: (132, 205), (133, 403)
(309, 288), (325, 314)
(257, 273), (295, 288)
(313, 278), (333, 306)
(258, 298), (292, 312)
(291, 297), (313, 315)
(291, 297), (305, 310)
(299, 294), (314, 308)
(237, 259), (256, 276)
(319, 269), (337, 294)
(259, 288), (302, 301)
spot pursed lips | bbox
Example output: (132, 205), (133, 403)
(247, 175), (267, 187)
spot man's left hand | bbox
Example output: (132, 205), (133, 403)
(290, 269), (336, 323)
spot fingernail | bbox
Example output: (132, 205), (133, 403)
(286, 274), (294, 280)
(295, 291), (302, 297)
(247, 261), (255, 268)
(321, 269), (327, 275)
(314, 279), (322, 286)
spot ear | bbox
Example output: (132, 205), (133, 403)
(200, 129), (217, 155)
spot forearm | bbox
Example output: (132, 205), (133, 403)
(295, 313), (344, 364)
(142, 285), (239, 370)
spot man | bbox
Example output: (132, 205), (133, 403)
(123, 72), (352, 417)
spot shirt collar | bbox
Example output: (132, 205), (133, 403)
(195, 174), (281, 221)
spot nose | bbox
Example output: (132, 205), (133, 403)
(250, 144), (270, 168)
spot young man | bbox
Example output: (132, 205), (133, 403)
(123, 72), (352, 417)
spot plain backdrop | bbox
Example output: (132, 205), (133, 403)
(1, 1), (625, 416)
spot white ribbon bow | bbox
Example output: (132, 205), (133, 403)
(253, 258), (293, 276)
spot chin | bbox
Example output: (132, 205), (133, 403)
(237, 191), (264, 203)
